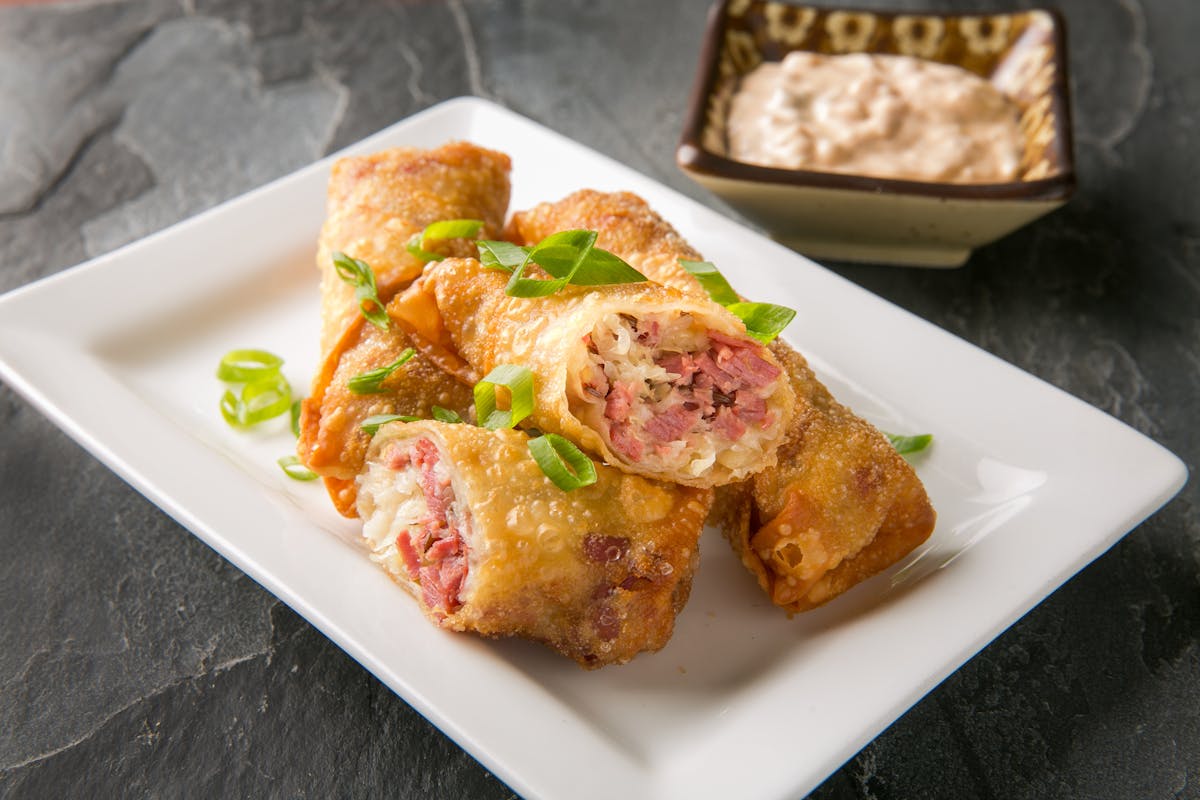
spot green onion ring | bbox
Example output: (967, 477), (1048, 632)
(221, 375), (293, 429)
(216, 348), (284, 383)
(290, 399), (303, 437)
(277, 455), (318, 481)
(474, 365), (535, 430)
(528, 434), (597, 491)
(431, 406), (464, 424)
(347, 348), (416, 394)
(407, 218), (485, 262)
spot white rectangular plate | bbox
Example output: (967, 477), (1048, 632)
(0, 97), (1186, 800)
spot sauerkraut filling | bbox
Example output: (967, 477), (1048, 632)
(359, 437), (470, 618)
(574, 311), (784, 478)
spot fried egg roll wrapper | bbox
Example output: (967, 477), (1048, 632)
(510, 189), (936, 611)
(389, 257), (796, 488)
(357, 421), (712, 668)
(302, 142), (509, 515)
(734, 341), (936, 612)
(297, 315), (475, 517)
(317, 141), (512, 357)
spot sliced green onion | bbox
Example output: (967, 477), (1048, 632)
(680, 260), (740, 306)
(521, 229), (596, 278)
(474, 364), (535, 429)
(680, 259), (796, 343)
(478, 229), (646, 297)
(727, 302), (797, 344)
(528, 433), (597, 491)
(216, 349), (284, 383)
(477, 240), (529, 272)
(220, 374), (293, 429)
(431, 406), (464, 424)
(290, 399), (303, 437)
(360, 413), (422, 435)
(277, 455), (318, 481)
(886, 432), (934, 456)
(347, 348), (416, 394)
(407, 218), (485, 262)
(219, 389), (244, 428)
(332, 251), (389, 330)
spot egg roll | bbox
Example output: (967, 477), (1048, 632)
(509, 190), (937, 612)
(317, 141), (512, 357)
(389, 257), (796, 488)
(357, 420), (712, 668)
(300, 142), (510, 515)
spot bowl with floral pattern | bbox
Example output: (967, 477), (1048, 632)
(677, 1), (1076, 267)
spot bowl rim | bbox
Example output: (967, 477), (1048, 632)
(677, 0), (1077, 203)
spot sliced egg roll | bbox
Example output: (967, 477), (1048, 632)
(357, 420), (712, 668)
(317, 141), (512, 357)
(300, 142), (510, 515)
(297, 315), (474, 517)
(509, 189), (937, 611)
(731, 341), (937, 612)
(389, 257), (796, 488)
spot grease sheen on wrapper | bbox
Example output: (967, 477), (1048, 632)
(389, 258), (796, 488)
(357, 421), (712, 668)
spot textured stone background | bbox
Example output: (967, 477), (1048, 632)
(0, 1), (1196, 798)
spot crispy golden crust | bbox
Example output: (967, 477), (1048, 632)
(389, 257), (795, 487)
(735, 341), (936, 612)
(359, 421), (712, 668)
(510, 189), (936, 611)
(297, 315), (475, 517)
(317, 141), (512, 357)
(302, 142), (510, 515)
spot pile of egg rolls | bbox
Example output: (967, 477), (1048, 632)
(297, 142), (936, 668)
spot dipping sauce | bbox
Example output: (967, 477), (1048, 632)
(727, 51), (1024, 184)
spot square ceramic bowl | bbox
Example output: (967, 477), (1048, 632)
(676, 1), (1076, 267)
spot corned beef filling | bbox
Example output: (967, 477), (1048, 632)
(576, 312), (782, 478)
(378, 438), (469, 617)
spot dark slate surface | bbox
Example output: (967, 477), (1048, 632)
(0, 1), (1195, 798)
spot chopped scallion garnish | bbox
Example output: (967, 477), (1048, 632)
(225, 375), (293, 429)
(474, 364), (535, 429)
(216, 346), (293, 429)
(277, 455), (318, 481)
(478, 229), (646, 297)
(360, 413), (423, 435)
(726, 302), (797, 344)
(679, 259), (795, 344)
(431, 406), (464, 424)
(332, 251), (389, 330)
(290, 400), (302, 437)
(216, 349), (284, 383)
(886, 432), (933, 456)
(528, 433), (597, 491)
(407, 218), (485, 262)
(347, 348), (416, 394)
(679, 259), (740, 306)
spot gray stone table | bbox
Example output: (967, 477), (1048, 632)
(1, 1), (1196, 798)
